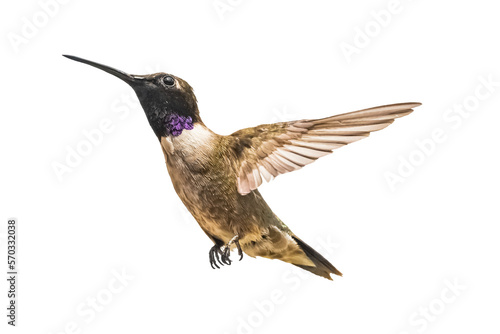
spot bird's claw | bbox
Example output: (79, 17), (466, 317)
(235, 239), (243, 261)
(222, 246), (232, 265)
(209, 245), (224, 269)
(208, 235), (244, 269)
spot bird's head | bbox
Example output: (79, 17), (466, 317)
(63, 55), (200, 138)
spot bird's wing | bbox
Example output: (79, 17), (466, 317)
(230, 102), (421, 195)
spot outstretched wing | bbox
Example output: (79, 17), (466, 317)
(230, 102), (421, 195)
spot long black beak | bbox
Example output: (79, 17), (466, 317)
(63, 55), (145, 86)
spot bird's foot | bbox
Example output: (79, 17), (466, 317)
(209, 244), (225, 269)
(209, 235), (244, 269)
(222, 234), (244, 262)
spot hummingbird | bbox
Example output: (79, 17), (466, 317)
(64, 55), (420, 280)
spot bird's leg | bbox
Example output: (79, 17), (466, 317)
(221, 234), (244, 264)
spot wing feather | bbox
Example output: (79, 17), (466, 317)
(230, 102), (421, 194)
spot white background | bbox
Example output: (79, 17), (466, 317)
(1, 1), (499, 333)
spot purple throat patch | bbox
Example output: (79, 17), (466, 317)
(165, 114), (194, 136)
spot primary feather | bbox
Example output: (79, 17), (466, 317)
(231, 102), (421, 194)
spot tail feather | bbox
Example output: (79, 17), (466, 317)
(292, 236), (342, 280)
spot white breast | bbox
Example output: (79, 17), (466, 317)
(170, 123), (217, 154)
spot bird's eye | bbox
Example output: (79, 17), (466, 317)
(163, 76), (175, 86)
